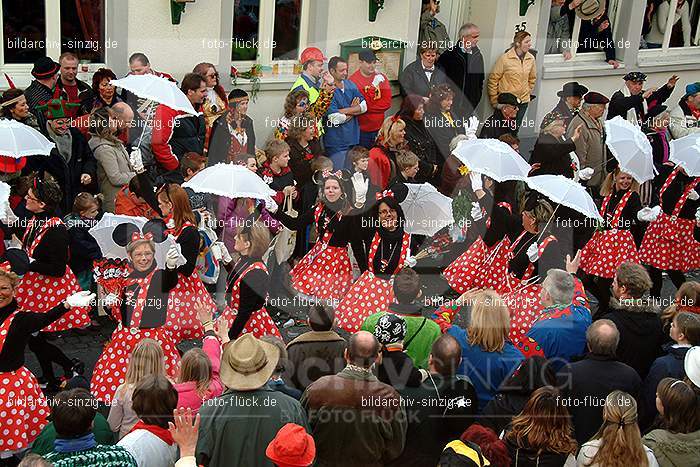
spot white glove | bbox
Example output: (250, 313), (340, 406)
(166, 218), (175, 229)
(371, 74), (385, 87)
(637, 206), (661, 222)
(103, 293), (120, 307)
(265, 197), (278, 213)
(211, 241), (232, 264)
(578, 167), (594, 181)
(688, 190), (699, 201)
(527, 242), (540, 262)
(470, 171), (483, 191)
(0, 202), (18, 226)
(351, 172), (369, 206)
(166, 244), (180, 269)
(405, 256), (417, 268)
(465, 116), (479, 141)
(129, 148), (145, 173)
(470, 203), (484, 221)
(8, 235), (22, 250)
(696, 207), (700, 223)
(66, 291), (96, 308)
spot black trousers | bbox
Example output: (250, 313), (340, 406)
(647, 266), (686, 298)
(27, 332), (73, 384)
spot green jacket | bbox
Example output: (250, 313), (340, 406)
(361, 303), (441, 369)
(419, 10), (450, 54)
(196, 384), (309, 467)
(643, 428), (700, 467)
(31, 413), (116, 456)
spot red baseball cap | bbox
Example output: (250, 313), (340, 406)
(265, 423), (316, 467)
(300, 47), (326, 64)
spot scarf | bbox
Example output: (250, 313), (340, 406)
(129, 420), (175, 446)
(54, 433), (97, 453)
(206, 88), (219, 109)
(47, 122), (73, 162)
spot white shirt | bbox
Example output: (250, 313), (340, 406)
(118, 429), (179, 467)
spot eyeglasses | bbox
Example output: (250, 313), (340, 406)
(297, 100), (309, 108)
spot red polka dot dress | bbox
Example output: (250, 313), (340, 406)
(0, 312), (49, 453)
(336, 232), (411, 333)
(640, 169), (700, 272)
(290, 204), (353, 302)
(91, 269), (180, 403)
(501, 233), (558, 342)
(220, 261), (281, 339)
(580, 191), (640, 278)
(15, 217), (90, 332)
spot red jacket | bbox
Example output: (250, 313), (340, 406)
(151, 104), (185, 172)
(368, 146), (392, 190)
(350, 70), (392, 132)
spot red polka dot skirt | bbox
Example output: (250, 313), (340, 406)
(443, 237), (511, 294)
(0, 367), (49, 452)
(91, 327), (180, 403)
(580, 229), (639, 279)
(336, 271), (395, 333)
(502, 283), (542, 343)
(166, 274), (215, 343)
(15, 268), (91, 332)
(221, 306), (282, 339)
(291, 243), (352, 301)
(639, 213), (700, 272)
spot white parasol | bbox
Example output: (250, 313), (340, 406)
(452, 138), (531, 182)
(604, 116), (656, 183)
(526, 175), (603, 221)
(0, 120), (55, 158)
(669, 133), (700, 177)
(110, 74), (198, 115)
(182, 163), (276, 200)
(400, 183), (454, 236)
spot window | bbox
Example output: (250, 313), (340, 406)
(544, 0), (625, 62)
(228, 0), (308, 71)
(641, 0), (700, 49)
(1, 0), (105, 65)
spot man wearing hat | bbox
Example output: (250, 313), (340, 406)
(576, 2), (620, 68)
(32, 97), (97, 214)
(607, 72), (678, 125)
(196, 334), (308, 467)
(669, 82), (700, 139)
(266, 423), (316, 467)
(207, 88), (257, 167)
(301, 331), (407, 466)
(541, 81), (588, 131)
(25, 57), (60, 132)
(478, 92), (519, 139)
(567, 91), (610, 191)
(291, 47), (334, 136)
(350, 49), (393, 148)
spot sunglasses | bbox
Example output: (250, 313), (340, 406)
(297, 100), (309, 108)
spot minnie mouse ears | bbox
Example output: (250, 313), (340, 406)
(311, 168), (352, 186)
(112, 220), (168, 247)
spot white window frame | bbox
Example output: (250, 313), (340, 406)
(0, 0), (112, 87)
(221, 0), (310, 84)
(638, 0), (700, 66)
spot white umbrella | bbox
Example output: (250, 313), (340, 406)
(604, 116), (656, 183)
(400, 183), (454, 236)
(452, 138), (531, 182)
(669, 134), (700, 177)
(526, 175), (603, 221)
(0, 181), (9, 205)
(88, 213), (181, 268)
(0, 120), (55, 157)
(110, 74), (198, 115)
(182, 163), (276, 200)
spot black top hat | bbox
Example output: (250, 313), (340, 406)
(558, 82), (589, 98)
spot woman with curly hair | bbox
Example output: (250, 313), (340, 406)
(275, 89), (311, 140)
(578, 390), (658, 466)
(423, 83), (465, 168)
(503, 386), (577, 466)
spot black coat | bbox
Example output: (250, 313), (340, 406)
(288, 138), (323, 189)
(29, 127), (98, 215)
(207, 112), (256, 166)
(171, 113), (206, 159)
(390, 374), (478, 467)
(399, 59), (447, 98)
(403, 118), (439, 183)
(436, 46), (485, 117)
(423, 109), (465, 168)
(607, 85), (673, 123)
(376, 349), (423, 389)
(25, 80), (54, 133)
(598, 300), (666, 380)
(556, 354), (642, 445)
(478, 109), (517, 140)
(640, 344), (691, 430)
(529, 133), (577, 179)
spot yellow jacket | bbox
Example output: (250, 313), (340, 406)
(487, 48), (536, 106)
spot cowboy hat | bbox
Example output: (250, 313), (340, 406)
(220, 334), (280, 391)
(576, 0), (606, 20)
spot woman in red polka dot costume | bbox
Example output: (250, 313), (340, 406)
(219, 217), (281, 340)
(133, 170), (216, 343)
(580, 168), (642, 310)
(336, 194), (411, 333)
(271, 171), (356, 303)
(0, 266), (93, 455)
(91, 233), (181, 403)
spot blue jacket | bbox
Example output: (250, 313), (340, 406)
(448, 325), (524, 412)
(323, 80), (364, 155)
(640, 344), (690, 429)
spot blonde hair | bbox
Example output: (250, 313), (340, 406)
(265, 138), (290, 162)
(586, 391), (648, 467)
(238, 221), (271, 258)
(467, 290), (510, 352)
(0, 269), (19, 288)
(396, 150), (419, 171)
(178, 348), (212, 398)
(600, 168), (640, 197)
(124, 339), (166, 387)
(377, 117), (406, 148)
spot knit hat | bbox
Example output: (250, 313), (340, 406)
(685, 82), (700, 97)
(583, 91), (610, 104)
(265, 423), (316, 467)
(35, 98), (81, 120)
(623, 72), (647, 82)
(31, 57), (60, 79)
(373, 313), (407, 345)
(438, 440), (488, 466)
